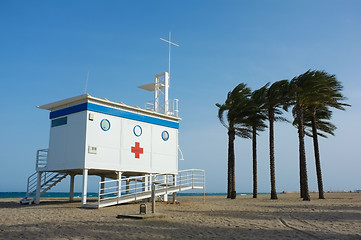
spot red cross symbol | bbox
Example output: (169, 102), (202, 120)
(131, 142), (143, 159)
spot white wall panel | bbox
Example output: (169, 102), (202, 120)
(151, 125), (178, 173)
(120, 119), (151, 172)
(85, 111), (121, 170)
(47, 112), (86, 171)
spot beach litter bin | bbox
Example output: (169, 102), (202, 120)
(140, 203), (147, 214)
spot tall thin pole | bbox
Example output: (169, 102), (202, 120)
(160, 33), (179, 114)
(84, 69), (90, 94)
(160, 32), (179, 81)
(151, 183), (156, 214)
(168, 32), (171, 78)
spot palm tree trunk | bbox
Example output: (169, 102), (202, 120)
(252, 126), (257, 198)
(228, 128), (236, 199)
(299, 149), (303, 198)
(299, 119), (304, 199)
(269, 110), (278, 200)
(296, 108), (304, 198)
(297, 106), (310, 201)
(311, 115), (325, 199)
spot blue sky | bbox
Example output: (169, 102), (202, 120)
(1, 0), (360, 194)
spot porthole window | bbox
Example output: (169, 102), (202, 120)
(100, 119), (111, 131)
(161, 131), (169, 141)
(133, 125), (142, 137)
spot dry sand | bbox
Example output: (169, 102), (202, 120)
(1, 192), (361, 239)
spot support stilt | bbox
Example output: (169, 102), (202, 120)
(69, 174), (75, 202)
(163, 175), (168, 202)
(81, 169), (88, 206)
(35, 171), (42, 204)
(149, 174), (153, 191)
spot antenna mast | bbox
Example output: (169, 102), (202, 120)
(138, 33), (180, 116)
(160, 32), (179, 82)
(84, 69), (90, 94)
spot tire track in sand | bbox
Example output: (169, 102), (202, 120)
(279, 217), (322, 239)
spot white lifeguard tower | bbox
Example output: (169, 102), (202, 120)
(21, 36), (205, 207)
(21, 71), (205, 208)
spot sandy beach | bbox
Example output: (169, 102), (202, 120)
(1, 192), (361, 239)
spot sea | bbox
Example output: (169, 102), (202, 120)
(0, 192), (266, 198)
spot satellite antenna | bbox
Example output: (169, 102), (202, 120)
(138, 32), (179, 116)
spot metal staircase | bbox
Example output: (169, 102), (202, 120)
(20, 172), (69, 204)
(20, 148), (69, 204)
(84, 169), (205, 208)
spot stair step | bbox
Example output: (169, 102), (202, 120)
(22, 172), (68, 204)
(20, 198), (34, 205)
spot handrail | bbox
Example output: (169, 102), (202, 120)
(21, 149), (68, 204)
(144, 99), (179, 117)
(97, 169), (205, 207)
(24, 171), (68, 199)
(26, 172), (38, 194)
(36, 149), (48, 170)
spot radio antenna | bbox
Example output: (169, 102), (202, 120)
(160, 32), (179, 81)
(84, 69), (90, 94)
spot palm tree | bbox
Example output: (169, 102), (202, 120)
(264, 80), (290, 200)
(245, 86), (268, 198)
(294, 104), (310, 201)
(216, 83), (252, 199)
(291, 70), (329, 200)
(303, 107), (335, 199)
(301, 71), (350, 199)
(290, 70), (320, 201)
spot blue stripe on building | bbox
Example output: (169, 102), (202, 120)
(50, 103), (88, 119)
(49, 102), (179, 129)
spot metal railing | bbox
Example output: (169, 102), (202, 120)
(25, 172), (67, 198)
(98, 169), (205, 207)
(144, 99), (179, 117)
(26, 172), (39, 197)
(168, 99), (179, 117)
(36, 149), (48, 170)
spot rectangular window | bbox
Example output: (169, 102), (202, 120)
(51, 117), (67, 127)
